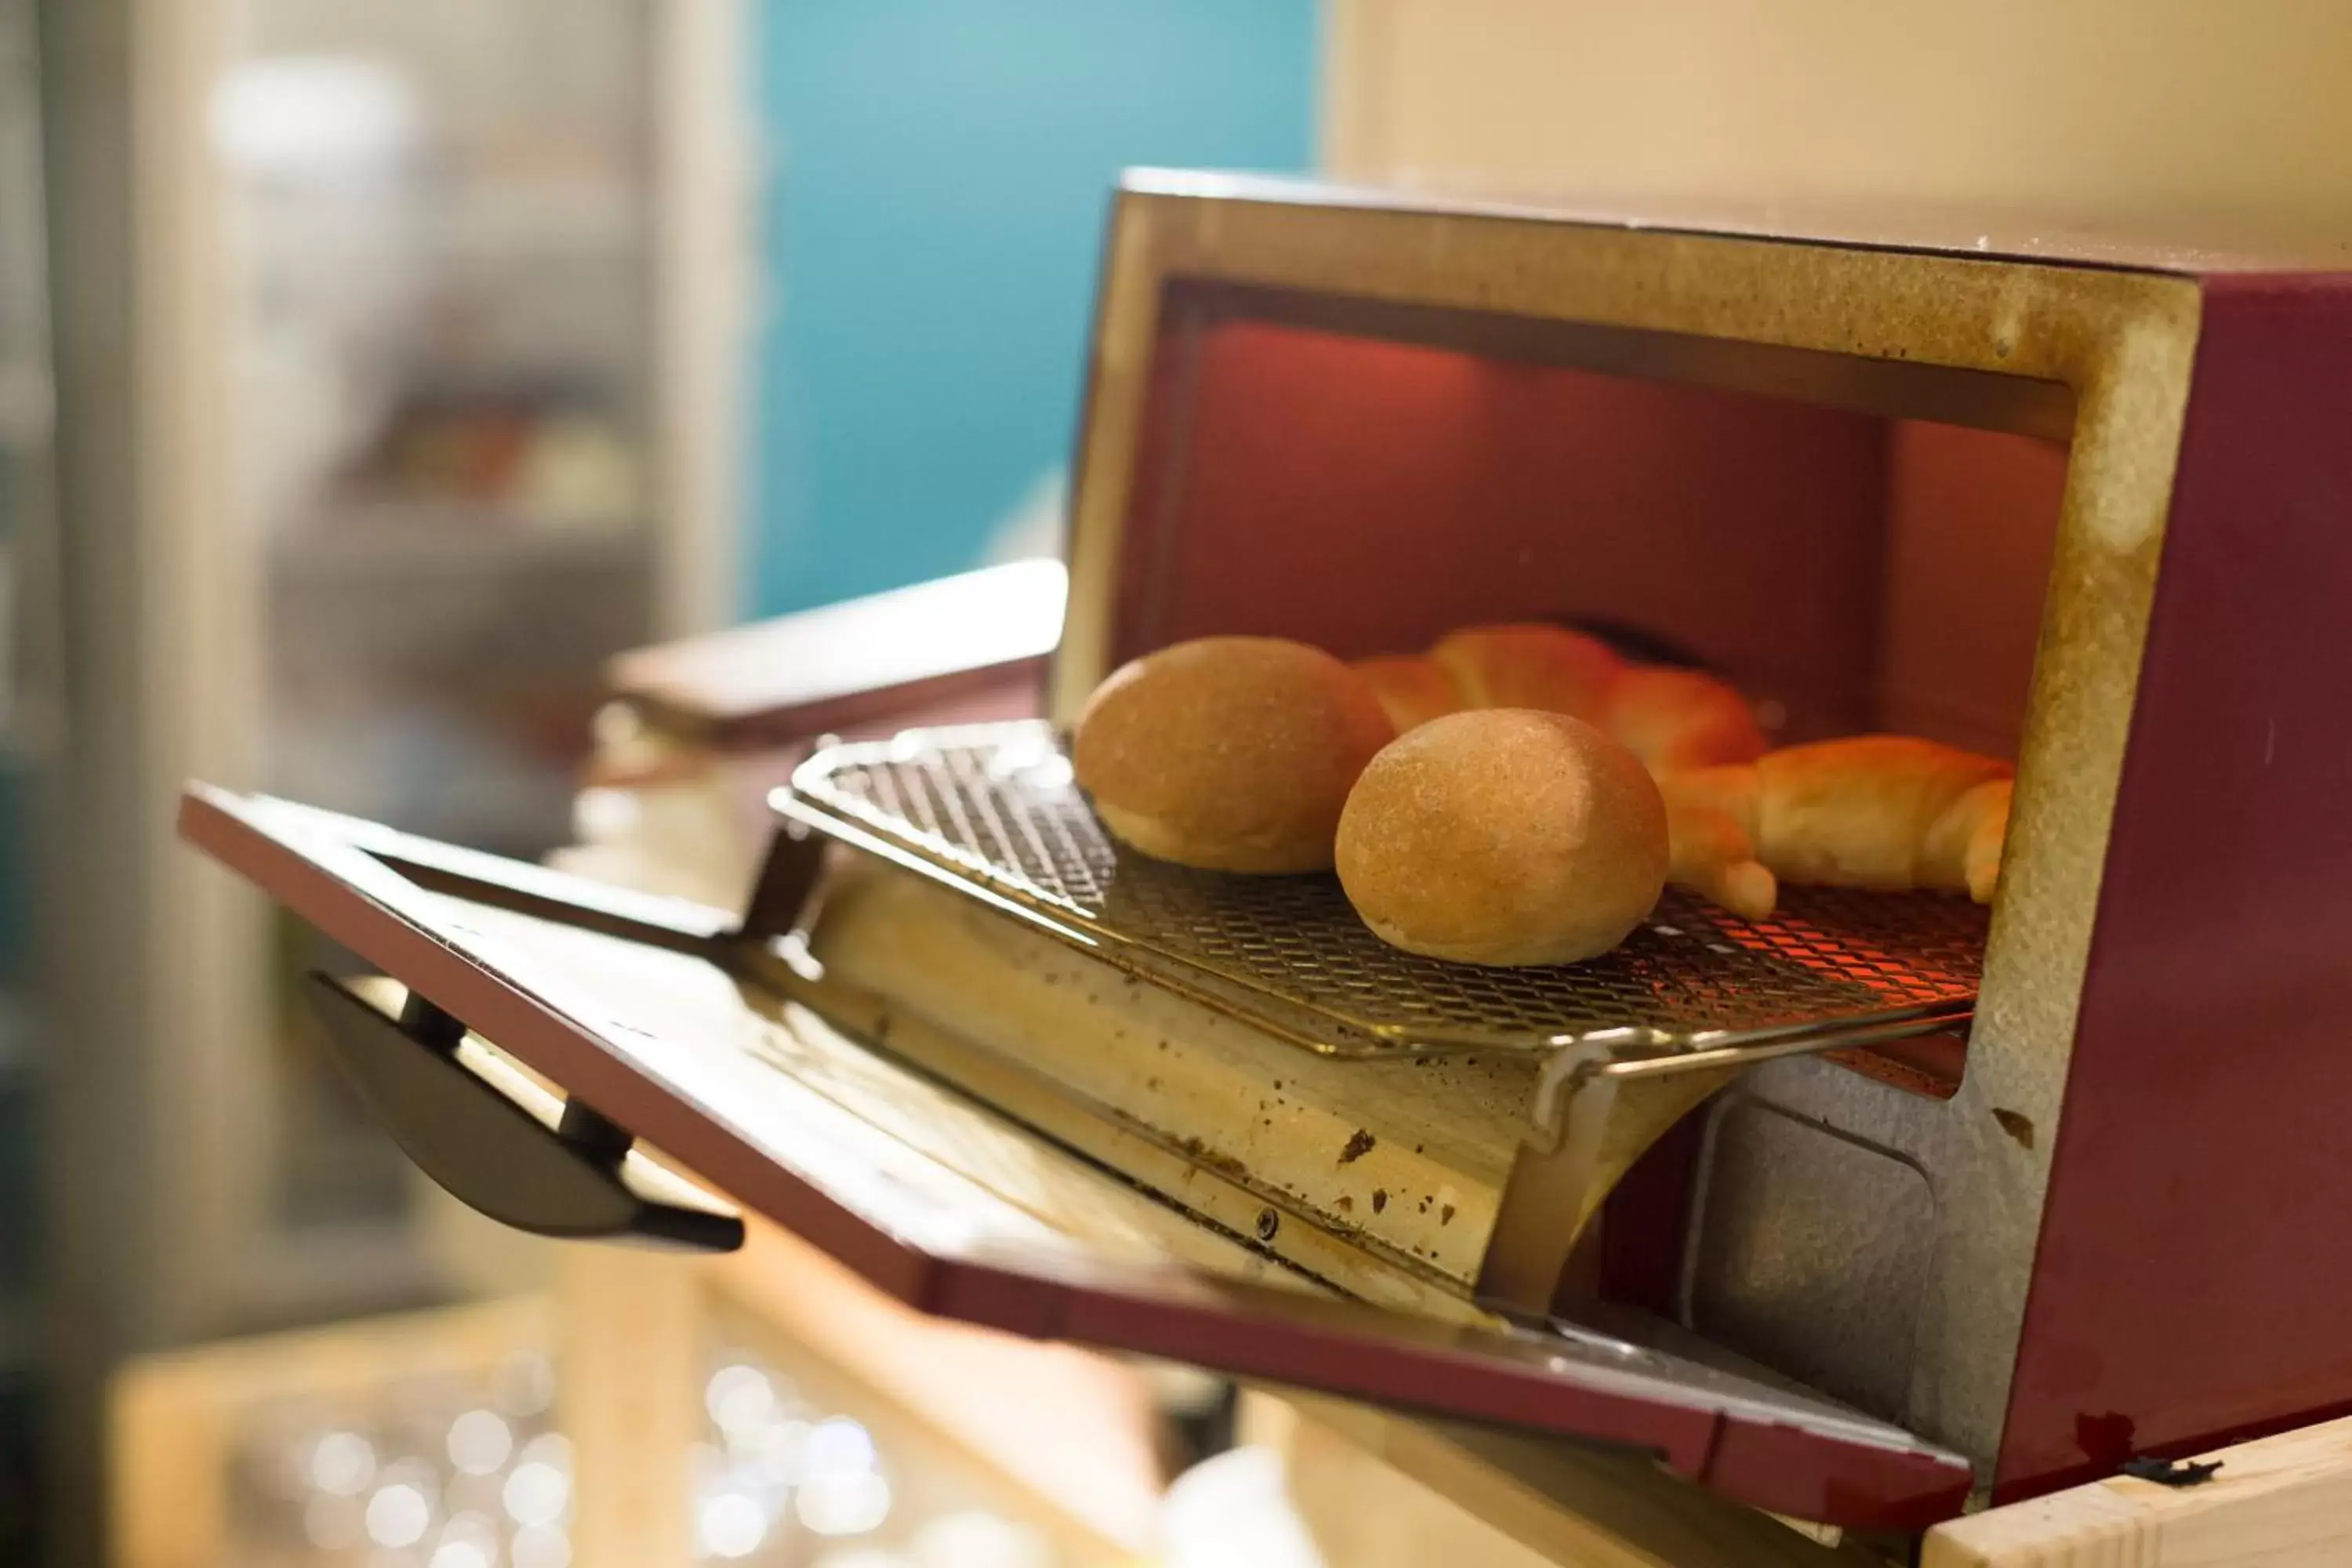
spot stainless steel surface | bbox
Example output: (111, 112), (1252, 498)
(1475, 1054), (1649, 1313)
(782, 721), (1987, 1061)
(1474, 1018), (1957, 1318)
(799, 857), (1541, 1299)
(1683, 1092), (1938, 1421)
(1703, 1044), (2070, 1486)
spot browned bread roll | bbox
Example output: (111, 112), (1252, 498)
(1429, 624), (1622, 721)
(1074, 637), (1396, 873)
(1352, 654), (1464, 733)
(1336, 710), (1669, 966)
(1606, 665), (1769, 773)
(1661, 735), (2013, 906)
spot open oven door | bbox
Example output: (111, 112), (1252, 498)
(180, 783), (1975, 1533)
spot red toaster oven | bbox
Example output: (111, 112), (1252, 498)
(181, 171), (2352, 1534)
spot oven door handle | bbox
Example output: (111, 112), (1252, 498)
(304, 972), (744, 1253)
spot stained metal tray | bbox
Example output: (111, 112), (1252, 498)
(779, 722), (1985, 1060)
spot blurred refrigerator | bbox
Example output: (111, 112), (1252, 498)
(220, 0), (671, 1309)
(0, 0), (49, 1555)
(37, 0), (746, 1362)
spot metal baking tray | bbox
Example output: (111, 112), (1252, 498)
(779, 721), (1985, 1060)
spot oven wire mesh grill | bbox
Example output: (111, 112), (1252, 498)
(784, 723), (1985, 1059)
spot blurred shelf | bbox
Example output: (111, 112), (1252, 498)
(268, 504), (646, 583)
(249, 185), (646, 265)
(0, 995), (37, 1081)
(0, 364), (49, 448)
(0, 1300), (35, 1377)
(424, 190), (646, 258)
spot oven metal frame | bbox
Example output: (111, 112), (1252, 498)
(1047, 173), (2203, 1480)
(178, 171), (2352, 1512)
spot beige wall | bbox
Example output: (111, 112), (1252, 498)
(1325, 0), (2352, 241)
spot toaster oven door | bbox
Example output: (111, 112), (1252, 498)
(180, 784), (1974, 1531)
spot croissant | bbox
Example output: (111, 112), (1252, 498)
(1662, 736), (2014, 913)
(1352, 654), (1465, 734)
(1429, 624), (1621, 720)
(1606, 665), (1769, 773)
(1429, 625), (1764, 771)
(1665, 803), (1780, 920)
(1931, 777), (2013, 904)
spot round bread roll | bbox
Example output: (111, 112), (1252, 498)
(1337, 709), (1669, 966)
(1074, 636), (1396, 873)
(1430, 623), (1623, 720)
(1352, 653), (1464, 733)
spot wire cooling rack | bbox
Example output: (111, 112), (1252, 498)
(781, 722), (1984, 1059)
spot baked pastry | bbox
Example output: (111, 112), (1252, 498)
(1922, 776), (2013, 903)
(1352, 654), (1464, 733)
(1606, 665), (1769, 773)
(1661, 735), (2014, 906)
(1073, 637), (1395, 873)
(1336, 710), (1669, 966)
(1665, 803), (1779, 921)
(1428, 622), (1764, 775)
(1429, 624), (1622, 721)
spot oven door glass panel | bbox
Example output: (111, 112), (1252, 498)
(180, 785), (1974, 1530)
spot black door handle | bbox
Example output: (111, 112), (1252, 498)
(305, 972), (744, 1253)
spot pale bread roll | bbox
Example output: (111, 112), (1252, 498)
(1073, 636), (1395, 873)
(1430, 623), (1622, 721)
(1336, 710), (1669, 966)
(1352, 653), (1464, 733)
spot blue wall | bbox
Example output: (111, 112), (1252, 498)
(747, 1), (1320, 617)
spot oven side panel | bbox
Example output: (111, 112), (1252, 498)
(1998, 273), (2352, 1499)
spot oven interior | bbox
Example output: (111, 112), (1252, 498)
(770, 274), (2085, 1435)
(1106, 281), (2070, 766)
